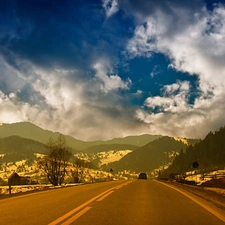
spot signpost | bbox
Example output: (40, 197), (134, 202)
(192, 162), (199, 183)
(192, 161), (199, 169)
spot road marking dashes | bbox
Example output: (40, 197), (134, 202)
(61, 207), (92, 225)
(96, 191), (114, 201)
(48, 181), (133, 225)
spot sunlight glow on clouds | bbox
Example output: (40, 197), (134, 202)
(125, 3), (225, 138)
(145, 81), (190, 114)
(93, 61), (131, 92)
(1, 1), (225, 140)
(0, 55), (143, 141)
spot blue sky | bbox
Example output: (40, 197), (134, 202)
(1, 0), (225, 141)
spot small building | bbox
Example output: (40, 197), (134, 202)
(8, 172), (30, 185)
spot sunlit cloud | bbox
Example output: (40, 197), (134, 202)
(93, 61), (131, 93)
(125, 3), (225, 138)
(1, 1), (225, 141)
(144, 81), (190, 114)
(0, 54), (145, 141)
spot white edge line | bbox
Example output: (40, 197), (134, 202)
(154, 180), (225, 223)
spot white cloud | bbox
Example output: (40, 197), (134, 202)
(133, 90), (143, 96)
(2, 1), (225, 141)
(144, 81), (190, 114)
(0, 56), (145, 141)
(102, 0), (119, 18)
(163, 81), (190, 94)
(150, 65), (161, 78)
(93, 61), (131, 93)
(126, 4), (225, 138)
(127, 5), (225, 89)
(0, 89), (50, 124)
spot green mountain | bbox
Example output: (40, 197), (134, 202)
(162, 126), (225, 177)
(0, 135), (46, 154)
(103, 137), (194, 173)
(0, 122), (161, 150)
(103, 134), (161, 147)
(0, 122), (95, 151)
(0, 136), (46, 163)
(83, 144), (138, 153)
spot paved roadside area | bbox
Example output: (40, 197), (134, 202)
(156, 180), (225, 210)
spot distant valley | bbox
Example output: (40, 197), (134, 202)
(1, 122), (225, 185)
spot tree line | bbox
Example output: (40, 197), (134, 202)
(161, 126), (225, 178)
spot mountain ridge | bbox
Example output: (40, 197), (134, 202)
(103, 136), (198, 173)
(0, 135), (47, 163)
(0, 122), (161, 150)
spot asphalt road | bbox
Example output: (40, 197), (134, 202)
(0, 180), (225, 225)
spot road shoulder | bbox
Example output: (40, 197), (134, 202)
(154, 179), (225, 223)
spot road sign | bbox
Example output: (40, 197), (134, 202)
(192, 161), (199, 168)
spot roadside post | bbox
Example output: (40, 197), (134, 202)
(8, 179), (12, 194)
(192, 161), (199, 184)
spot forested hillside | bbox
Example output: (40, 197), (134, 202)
(105, 134), (161, 147)
(104, 137), (190, 173)
(0, 136), (46, 163)
(0, 122), (95, 150)
(83, 144), (137, 153)
(162, 126), (225, 177)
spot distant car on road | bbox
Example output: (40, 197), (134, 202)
(138, 173), (147, 180)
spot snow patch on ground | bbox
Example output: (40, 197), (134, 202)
(97, 150), (132, 166)
(15, 160), (27, 167)
(34, 153), (45, 158)
(75, 149), (132, 167)
(174, 137), (188, 145)
(204, 187), (225, 196)
(184, 170), (225, 185)
(0, 184), (83, 195)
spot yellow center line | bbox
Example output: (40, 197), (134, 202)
(96, 191), (114, 201)
(115, 185), (124, 189)
(48, 182), (132, 225)
(48, 190), (111, 225)
(115, 181), (132, 189)
(61, 207), (92, 225)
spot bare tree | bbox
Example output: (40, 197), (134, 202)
(71, 159), (89, 183)
(38, 135), (72, 186)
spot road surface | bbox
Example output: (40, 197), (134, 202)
(0, 180), (225, 225)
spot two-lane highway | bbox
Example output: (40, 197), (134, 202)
(0, 180), (225, 225)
